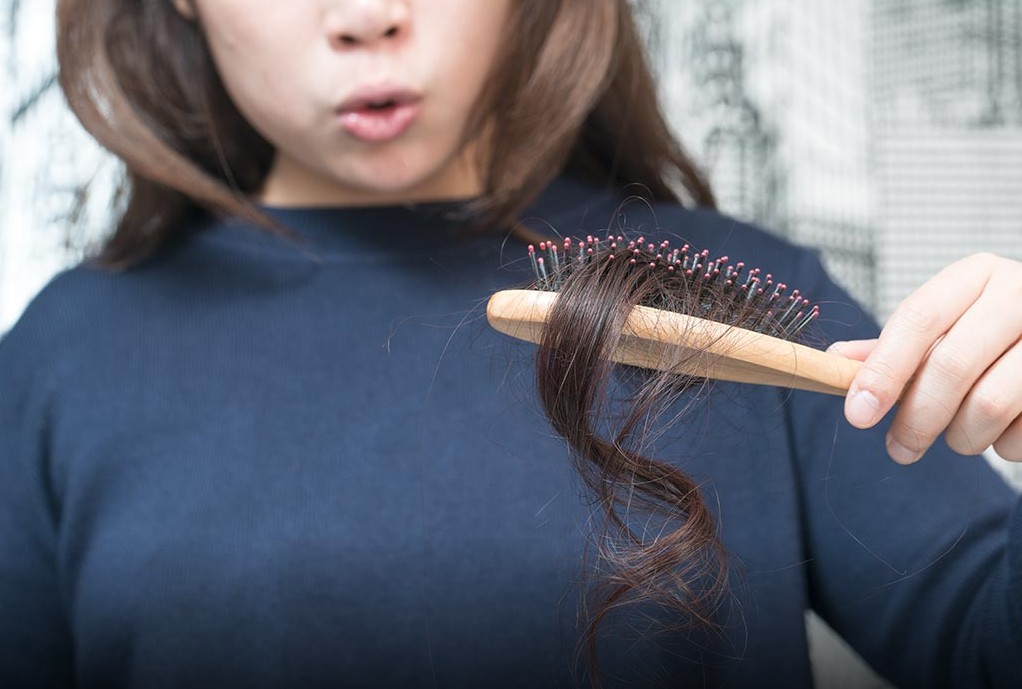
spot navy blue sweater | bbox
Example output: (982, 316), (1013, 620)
(1, 177), (1020, 688)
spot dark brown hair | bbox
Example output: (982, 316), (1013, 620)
(538, 259), (727, 686)
(533, 237), (820, 684)
(55, 0), (714, 269)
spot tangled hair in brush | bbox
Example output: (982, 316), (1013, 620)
(528, 235), (819, 685)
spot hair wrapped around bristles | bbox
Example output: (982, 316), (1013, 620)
(529, 232), (819, 686)
(529, 235), (819, 339)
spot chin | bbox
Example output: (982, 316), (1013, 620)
(343, 147), (476, 202)
(347, 172), (473, 204)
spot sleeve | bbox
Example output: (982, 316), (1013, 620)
(786, 250), (1022, 689)
(0, 306), (75, 687)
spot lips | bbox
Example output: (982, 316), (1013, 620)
(336, 86), (422, 143)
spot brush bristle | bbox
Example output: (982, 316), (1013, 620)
(526, 235), (820, 340)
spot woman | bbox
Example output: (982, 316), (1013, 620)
(1, 1), (1019, 687)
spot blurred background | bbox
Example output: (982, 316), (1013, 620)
(2, 2), (1021, 687)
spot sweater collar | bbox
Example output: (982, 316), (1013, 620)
(196, 174), (616, 259)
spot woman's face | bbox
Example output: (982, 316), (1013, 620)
(175, 0), (512, 206)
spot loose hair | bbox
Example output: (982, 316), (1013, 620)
(532, 236), (821, 685)
(538, 259), (728, 686)
(55, 0), (715, 269)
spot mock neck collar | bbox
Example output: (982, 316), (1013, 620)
(192, 174), (619, 260)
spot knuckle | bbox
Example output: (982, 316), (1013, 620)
(927, 342), (974, 383)
(969, 386), (1015, 426)
(864, 356), (898, 380)
(990, 261), (1022, 298)
(1008, 280), (1022, 303)
(893, 300), (940, 336)
(945, 424), (986, 456)
(890, 417), (933, 451)
(965, 251), (998, 266)
(859, 357), (902, 394)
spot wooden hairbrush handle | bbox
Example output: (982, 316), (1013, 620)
(487, 289), (862, 396)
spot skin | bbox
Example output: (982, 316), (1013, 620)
(172, 1), (1022, 466)
(829, 253), (1022, 463)
(170, 0), (509, 206)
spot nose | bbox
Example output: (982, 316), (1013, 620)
(326, 0), (410, 49)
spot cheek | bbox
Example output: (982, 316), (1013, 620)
(201, 15), (315, 138)
(425, 3), (509, 108)
(228, 71), (313, 144)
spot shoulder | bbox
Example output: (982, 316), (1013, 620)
(0, 264), (124, 377)
(0, 216), (219, 372)
(0, 266), (103, 430)
(0, 208), (279, 361)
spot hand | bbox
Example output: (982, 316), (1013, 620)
(826, 253), (1022, 464)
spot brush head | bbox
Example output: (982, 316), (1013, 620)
(526, 235), (820, 341)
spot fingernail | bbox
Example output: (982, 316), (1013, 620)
(846, 387), (881, 427)
(886, 436), (922, 464)
(826, 341), (846, 354)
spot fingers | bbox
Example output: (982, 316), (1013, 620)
(992, 413), (1022, 461)
(834, 254), (1022, 464)
(883, 280), (1022, 463)
(844, 254), (996, 431)
(945, 337), (1022, 459)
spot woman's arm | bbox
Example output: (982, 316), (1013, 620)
(790, 252), (1022, 689)
(0, 296), (75, 688)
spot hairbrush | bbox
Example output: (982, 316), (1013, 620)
(486, 235), (862, 396)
